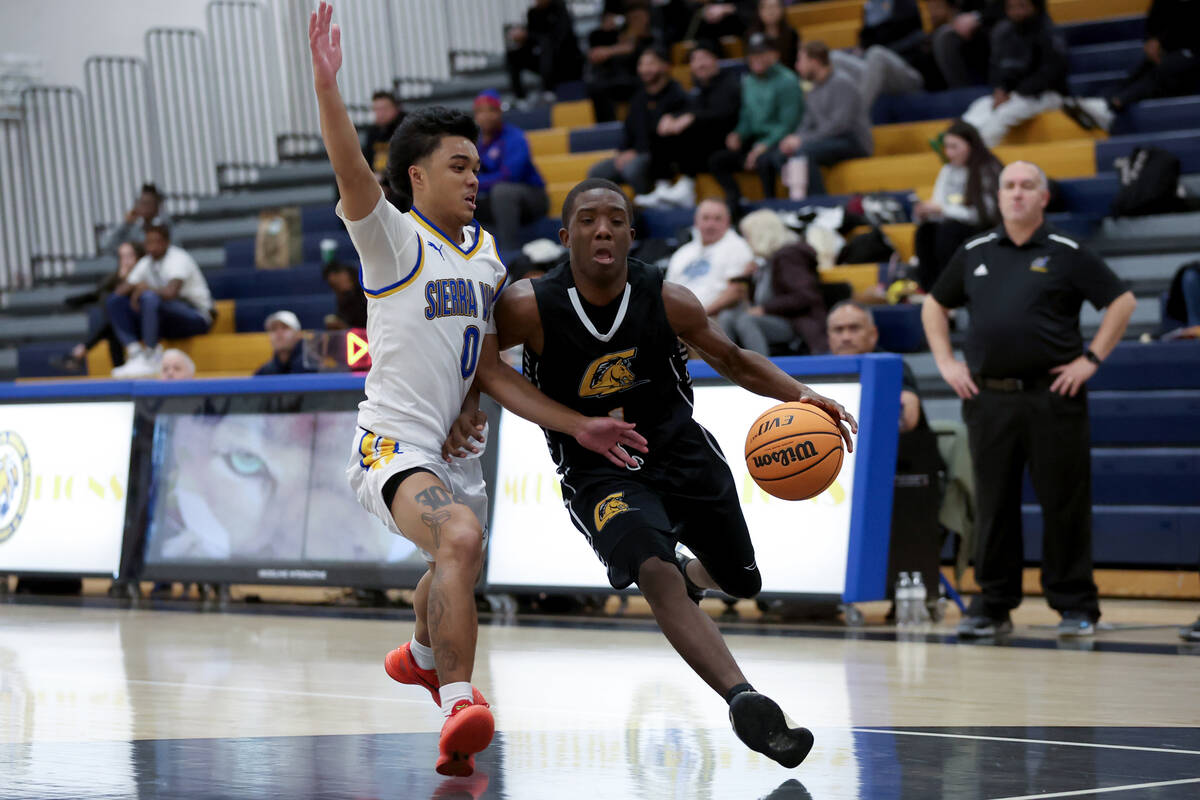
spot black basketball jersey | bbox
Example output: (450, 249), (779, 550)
(524, 258), (696, 474)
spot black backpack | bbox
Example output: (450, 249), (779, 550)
(1111, 146), (1185, 217)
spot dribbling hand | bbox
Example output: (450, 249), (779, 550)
(309, 2), (343, 91)
(575, 418), (649, 469)
(798, 389), (857, 453)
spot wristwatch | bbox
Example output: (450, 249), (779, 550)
(1084, 349), (1102, 366)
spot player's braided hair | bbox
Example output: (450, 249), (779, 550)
(386, 106), (479, 210)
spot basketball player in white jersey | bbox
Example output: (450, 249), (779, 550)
(309, 3), (647, 777)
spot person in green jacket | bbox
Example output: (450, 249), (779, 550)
(708, 31), (804, 217)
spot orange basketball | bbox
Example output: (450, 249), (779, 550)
(744, 402), (844, 501)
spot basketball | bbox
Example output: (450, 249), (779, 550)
(744, 402), (844, 501)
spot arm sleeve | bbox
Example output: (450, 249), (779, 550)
(336, 193), (419, 295)
(125, 259), (149, 285)
(930, 245), (970, 308)
(1069, 245), (1128, 309)
(98, 220), (136, 254)
(162, 248), (201, 283)
(759, 76), (803, 149)
(1015, 30), (1068, 96)
(807, 80), (859, 141)
(693, 73), (742, 127)
(761, 245), (823, 316)
(734, 76), (754, 139)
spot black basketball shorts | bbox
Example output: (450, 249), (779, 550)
(560, 426), (760, 595)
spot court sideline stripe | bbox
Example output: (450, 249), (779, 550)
(989, 777), (1200, 799)
(852, 728), (1200, 756)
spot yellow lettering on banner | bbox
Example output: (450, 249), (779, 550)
(827, 481), (845, 505)
(53, 476), (61, 500)
(33, 475), (42, 500)
(89, 476), (105, 498)
(741, 473), (772, 503)
(110, 475), (124, 501)
(64, 477), (73, 500)
(503, 476), (524, 503)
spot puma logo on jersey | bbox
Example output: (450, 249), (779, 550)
(578, 347), (650, 398)
(594, 492), (635, 531)
(427, 240), (446, 261)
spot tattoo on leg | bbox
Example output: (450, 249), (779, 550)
(415, 485), (454, 510)
(421, 509), (452, 550)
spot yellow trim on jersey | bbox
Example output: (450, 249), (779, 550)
(363, 237), (424, 298)
(410, 206), (484, 259)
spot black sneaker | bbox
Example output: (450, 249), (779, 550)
(956, 614), (1013, 639)
(675, 552), (706, 605)
(728, 691), (815, 769)
(1180, 617), (1200, 643)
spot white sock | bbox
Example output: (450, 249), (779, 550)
(439, 681), (474, 717)
(409, 636), (436, 670)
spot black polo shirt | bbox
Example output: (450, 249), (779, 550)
(931, 223), (1127, 377)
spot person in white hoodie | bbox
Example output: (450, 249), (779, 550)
(665, 199), (755, 316)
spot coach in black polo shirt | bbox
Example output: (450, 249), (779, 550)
(921, 160), (1137, 639)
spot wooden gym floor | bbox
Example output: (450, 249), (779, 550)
(1, 590), (1198, 799)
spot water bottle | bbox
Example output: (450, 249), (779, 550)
(912, 572), (931, 625)
(895, 572), (914, 627)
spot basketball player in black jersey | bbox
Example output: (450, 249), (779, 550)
(491, 178), (857, 768)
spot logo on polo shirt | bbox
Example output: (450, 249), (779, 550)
(974, 264), (989, 277)
(1030, 256), (1049, 272)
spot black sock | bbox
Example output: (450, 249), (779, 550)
(724, 682), (755, 704)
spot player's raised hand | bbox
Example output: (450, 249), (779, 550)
(309, 1), (342, 91)
(798, 388), (857, 453)
(441, 409), (488, 462)
(575, 418), (649, 469)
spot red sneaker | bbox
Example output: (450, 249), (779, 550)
(435, 700), (494, 777)
(383, 644), (489, 707)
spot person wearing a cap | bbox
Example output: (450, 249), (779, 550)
(255, 311), (316, 376)
(708, 31), (803, 217)
(472, 89), (549, 253)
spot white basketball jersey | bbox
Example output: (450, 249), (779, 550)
(338, 194), (507, 456)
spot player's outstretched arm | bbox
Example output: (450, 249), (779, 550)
(475, 333), (648, 468)
(309, 1), (381, 220)
(663, 281), (857, 452)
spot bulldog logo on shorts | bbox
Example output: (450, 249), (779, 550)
(594, 491), (635, 531)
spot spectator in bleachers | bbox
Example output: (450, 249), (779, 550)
(472, 89), (549, 251)
(635, 40), (741, 209)
(769, 41), (874, 199)
(1164, 262), (1200, 332)
(922, 160), (1138, 639)
(586, 0), (658, 122)
(913, 120), (1002, 291)
(931, 0), (1008, 88)
(665, 198), (755, 315)
(720, 208), (828, 355)
(831, 0), (941, 112)
(108, 224), (214, 379)
(255, 311), (316, 376)
(745, 0), (800, 76)
(99, 183), (170, 255)
(959, 0), (1068, 148)
(828, 301), (924, 431)
(505, 0), (585, 106)
(684, 0), (754, 42)
(322, 259), (368, 330)
(61, 240), (143, 371)
(160, 348), (196, 380)
(1064, 0), (1200, 133)
(709, 32), (803, 215)
(361, 90), (404, 179)
(587, 47), (689, 196)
